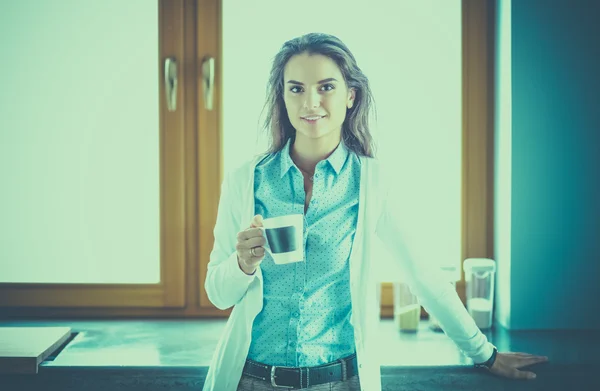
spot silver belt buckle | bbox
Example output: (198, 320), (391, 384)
(338, 357), (347, 381)
(271, 366), (293, 388)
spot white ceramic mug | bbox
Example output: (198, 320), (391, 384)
(261, 214), (304, 264)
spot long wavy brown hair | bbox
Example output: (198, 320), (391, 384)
(259, 32), (377, 158)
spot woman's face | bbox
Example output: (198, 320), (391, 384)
(282, 52), (355, 142)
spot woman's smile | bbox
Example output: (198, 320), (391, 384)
(302, 115), (326, 125)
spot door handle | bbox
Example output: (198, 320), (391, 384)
(202, 57), (215, 111)
(164, 57), (177, 112)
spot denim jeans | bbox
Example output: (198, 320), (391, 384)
(236, 373), (361, 391)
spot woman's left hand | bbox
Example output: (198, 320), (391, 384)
(488, 352), (549, 380)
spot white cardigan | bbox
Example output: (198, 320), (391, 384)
(203, 154), (494, 391)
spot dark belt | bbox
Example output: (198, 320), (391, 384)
(242, 353), (358, 389)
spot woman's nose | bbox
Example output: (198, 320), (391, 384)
(303, 90), (321, 108)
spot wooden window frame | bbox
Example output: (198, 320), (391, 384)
(381, 0), (496, 318)
(0, 0), (495, 319)
(0, 0), (191, 314)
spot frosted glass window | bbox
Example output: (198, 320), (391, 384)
(222, 0), (462, 279)
(0, 1), (160, 283)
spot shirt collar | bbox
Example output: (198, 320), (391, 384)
(279, 137), (349, 179)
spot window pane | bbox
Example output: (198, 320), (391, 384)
(0, 1), (160, 284)
(222, 0), (461, 279)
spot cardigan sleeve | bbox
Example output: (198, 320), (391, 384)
(204, 170), (256, 310)
(374, 182), (495, 364)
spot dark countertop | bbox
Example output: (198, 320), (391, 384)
(1, 318), (598, 390)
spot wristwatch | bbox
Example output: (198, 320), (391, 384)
(474, 346), (498, 370)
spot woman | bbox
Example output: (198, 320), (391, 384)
(203, 33), (548, 391)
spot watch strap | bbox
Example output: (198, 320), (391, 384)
(474, 346), (498, 369)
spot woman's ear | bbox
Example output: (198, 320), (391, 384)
(347, 88), (356, 109)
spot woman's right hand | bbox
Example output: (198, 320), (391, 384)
(236, 215), (266, 275)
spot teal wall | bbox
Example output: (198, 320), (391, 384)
(495, 0), (600, 330)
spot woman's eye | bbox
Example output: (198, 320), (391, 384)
(289, 84), (335, 94)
